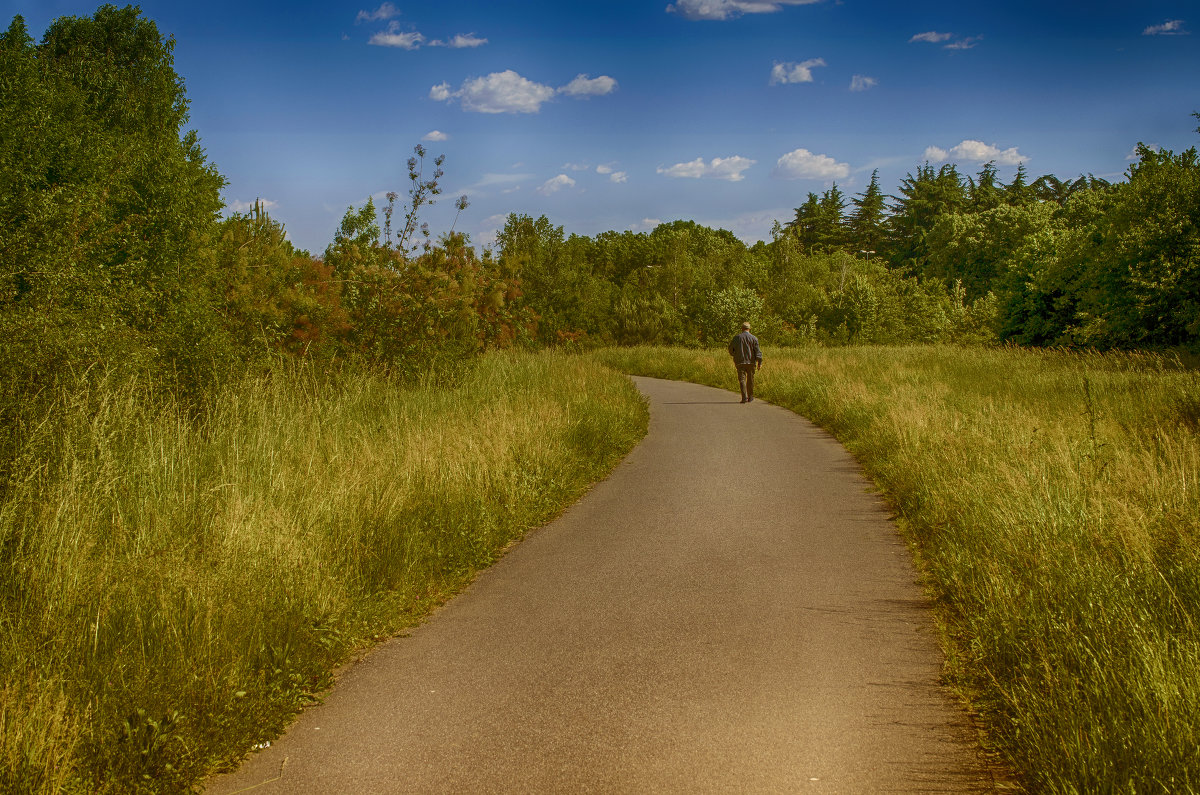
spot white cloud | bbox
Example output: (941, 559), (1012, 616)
(923, 139), (1029, 165)
(660, 158), (707, 179)
(773, 148), (850, 179)
(849, 75), (877, 91)
(422, 130), (449, 142)
(770, 58), (826, 85)
(430, 33), (488, 48)
(1144, 19), (1188, 35)
(944, 35), (982, 50)
(228, 198), (278, 213)
(658, 156), (756, 182)
(909, 31), (953, 43)
(911, 31), (981, 49)
(369, 23), (425, 49)
(564, 162), (592, 171)
(630, 218), (663, 232)
(667, 0), (820, 21)
(432, 70), (557, 113)
(432, 70), (619, 113)
(595, 164), (613, 174)
(609, 171), (629, 183)
(559, 74), (619, 97)
(537, 174), (577, 196)
(356, 3), (400, 23)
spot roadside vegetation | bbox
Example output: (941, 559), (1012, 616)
(1, 352), (646, 792)
(596, 344), (1200, 793)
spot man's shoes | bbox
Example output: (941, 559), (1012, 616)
(747, 397), (754, 402)
(740, 398), (747, 403)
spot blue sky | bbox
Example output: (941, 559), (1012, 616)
(9, 0), (1200, 254)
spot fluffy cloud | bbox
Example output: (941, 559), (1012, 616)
(430, 33), (488, 48)
(849, 75), (877, 91)
(537, 174), (577, 196)
(923, 139), (1029, 165)
(432, 70), (556, 113)
(369, 23), (425, 49)
(667, 0), (820, 21)
(559, 74), (619, 97)
(431, 71), (618, 113)
(227, 198), (278, 213)
(356, 3), (400, 23)
(658, 156), (756, 182)
(769, 58), (826, 85)
(422, 130), (449, 142)
(593, 164), (628, 182)
(909, 31), (953, 43)
(1144, 19), (1188, 35)
(773, 148), (850, 180)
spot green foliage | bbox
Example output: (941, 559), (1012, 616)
(924, 200), (1059, 300)
(213, 204), (348, 357)
(0, 4), (231, 484)
(995, 143), (1200, 350)
(693, 286), (767, 345)
(847, 170), (887, 254)
(0, 5), (230, 385)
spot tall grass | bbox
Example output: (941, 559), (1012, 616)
(0, 351), (647, 792)
(596, 345), (1200, 793)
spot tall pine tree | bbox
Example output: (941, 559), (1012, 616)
(848, 170), (888, 256)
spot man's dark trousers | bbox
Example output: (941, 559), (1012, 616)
(737, 363), (756, 402)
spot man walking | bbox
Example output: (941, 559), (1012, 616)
(728, 322), (762, 403)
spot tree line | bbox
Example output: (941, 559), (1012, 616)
(502, 140), (1199, 353)
(3, 4), (1198, 439)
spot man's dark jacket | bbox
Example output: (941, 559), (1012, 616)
(728, 330), (762, 366)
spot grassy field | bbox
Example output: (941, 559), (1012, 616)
(595, 345), (1200, 794)
(0, 352), (647, 793)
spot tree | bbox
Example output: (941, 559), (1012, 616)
(848, 170), (888, 256)
(816, 185), (848, 252)
(924, 202), (1059, 300)
(967, 162), (1004, 212)
(787, 186), (847, 254)
(786, 192), (823, 254)
(1004, 163), (1036, 206)
(887, 163), (966, 274)
(214, 203), (348, 357)
(0, 5), (229, 394)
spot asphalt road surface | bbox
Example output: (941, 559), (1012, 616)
(207, 376), (999, 794)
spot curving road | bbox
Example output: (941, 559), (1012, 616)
(207, 376), (998, 793)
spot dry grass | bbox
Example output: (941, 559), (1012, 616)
(597, 344), (1200, 793)
(0, 351), (647, 792)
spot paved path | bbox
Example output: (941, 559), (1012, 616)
(207, 376), (997, 794)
